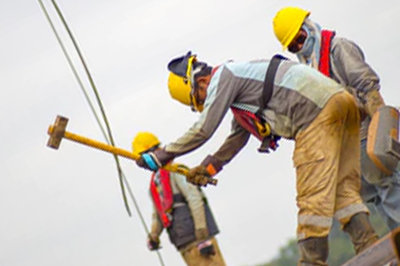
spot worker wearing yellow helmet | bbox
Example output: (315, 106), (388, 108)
(167, 51), (210, 113)
(136, 51), (379, 265)
(273, 4), (400, 232)
(132, 132), (225, 266)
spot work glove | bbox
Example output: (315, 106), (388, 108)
(197, 240), (216, 257)
(195, 228), (209, 241)
(187, 155), (223, 186)
(136, 152), (161, 171)
(187, 165), (213, 187)
(147, 233), (160, 251)
(136, 149), (175, 171)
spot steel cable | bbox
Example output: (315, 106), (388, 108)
(37, 1), (165, 265)
(49, 0), (131, 217)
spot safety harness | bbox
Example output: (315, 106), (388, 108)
(150, 169), (174, 228)
(318, 30), (336, 77)
(230, 55), (287, 152)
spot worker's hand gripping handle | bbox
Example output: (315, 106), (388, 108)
(166, 163), (218, 186)
(47, 115), (218, 186)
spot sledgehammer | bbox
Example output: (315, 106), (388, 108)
(47, 115), (218, 185)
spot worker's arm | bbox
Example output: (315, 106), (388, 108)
(331, 38), (384, 116)
(140, 66), (241, 168)
(147, 206), (163, 250)
(173, 173), (209, 240)
(166, 67), (239, 154)
(185, 119), (250, 186)
(197, 118), (251, 174)
(150, 206), (163, 236)
(212, 118), (250, 164)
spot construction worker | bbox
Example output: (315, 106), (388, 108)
(132, 132), (225, 266)
(272, 6), (400, 231)
(135, 51), (379, 265)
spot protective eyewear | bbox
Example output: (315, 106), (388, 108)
(288, 30), (307, 53)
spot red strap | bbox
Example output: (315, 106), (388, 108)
(214, 65), (265, 141)
(231, 107), (264, 141)
(150, 169), (174, 228)
(319, 30), (336, 77)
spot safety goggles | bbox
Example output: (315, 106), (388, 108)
(288, 29), (307, 53)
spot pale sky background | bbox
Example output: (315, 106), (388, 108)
(1, 0), (400, 265)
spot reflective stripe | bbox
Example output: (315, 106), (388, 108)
(298, 214), (333, 228)
(231, 103), (259, 113)
(334, 203), (369, 221)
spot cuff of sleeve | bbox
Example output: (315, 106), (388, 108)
(201, 155), (223, 176)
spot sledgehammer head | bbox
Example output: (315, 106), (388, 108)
(47, 115), (69, 149)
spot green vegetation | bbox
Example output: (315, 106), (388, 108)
(259, 204), (389, 266)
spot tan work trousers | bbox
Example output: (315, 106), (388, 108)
(180, 237), (226, 266)
(294, 91), (369, 240)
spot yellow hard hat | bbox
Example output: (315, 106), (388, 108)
(167, 51), (204, 112)
(132, 132), (160, 156)
(273, 7), (310, 49)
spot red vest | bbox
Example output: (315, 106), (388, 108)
(318, 30), (336, 77)
(150, 169), (174, 228)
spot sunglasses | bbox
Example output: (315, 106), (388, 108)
(288, 30), (307, 53)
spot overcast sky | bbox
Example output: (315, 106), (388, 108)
(1, 0), (400, 265)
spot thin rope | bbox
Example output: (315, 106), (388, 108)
(37, 1), (166, 265)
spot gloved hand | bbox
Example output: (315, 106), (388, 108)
(136, 152), (161, 171)
(197, 240), (216, 257)
(147, 234), (160, 251)
(187, 165), (213, 186)
(195, 228), (209, 241)
(136, 149), (175, 171)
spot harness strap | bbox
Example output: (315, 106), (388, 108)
(257, 54), (287, 116)
(319, 30), (336, 77)
(150, 169), (174, 228)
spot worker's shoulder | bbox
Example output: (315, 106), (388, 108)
(332, 35), (362, 52)
(222, 59), (268, 68)
(219, 59), (269, 80)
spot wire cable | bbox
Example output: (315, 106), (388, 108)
(37, 0), (110, 143)
(37, 1), (166, 265)
(49, 0), (131, 216)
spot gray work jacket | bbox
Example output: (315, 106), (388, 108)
(165, 59), (344, 165)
